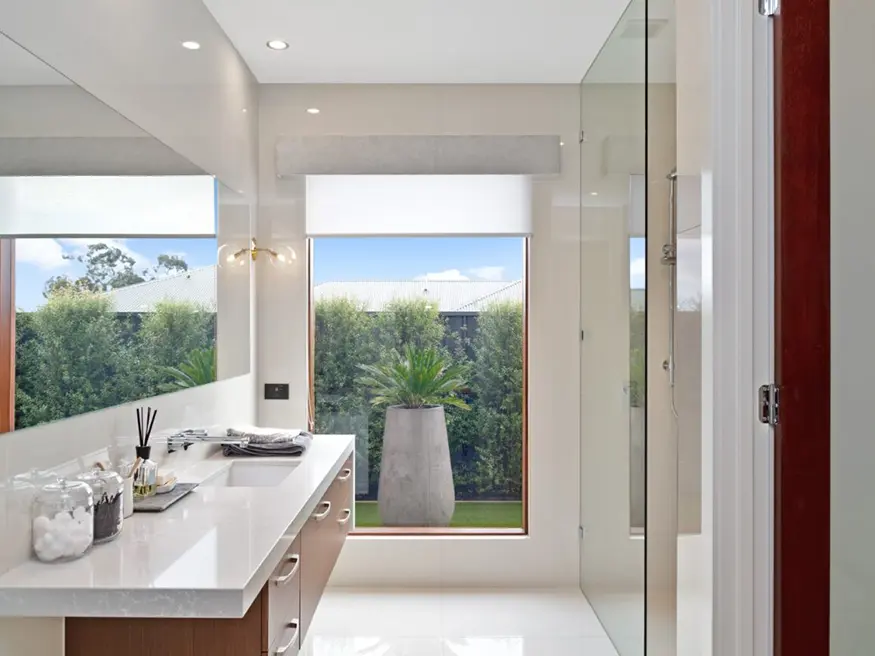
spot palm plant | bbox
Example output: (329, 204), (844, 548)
(160, 346), (217, 391)
(358, 345), (470, 410)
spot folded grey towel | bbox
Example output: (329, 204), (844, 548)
(222, 432), (313, 457)
(226, 427), (304, 444)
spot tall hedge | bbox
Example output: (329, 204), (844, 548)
(16, 291), (134, 427)
(312, 296), (524, 501)
(471, 301), (524, 498)
(15, 292), (214, 429)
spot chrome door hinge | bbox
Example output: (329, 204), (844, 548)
(759, 0), (778, 17)
(758, 383), (780, 426)
(580, 330), (585, 342)
(579, 130), (587, 144)
(579, 526), (586, 539)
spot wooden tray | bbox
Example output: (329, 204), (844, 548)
(132, 483), (198, 513)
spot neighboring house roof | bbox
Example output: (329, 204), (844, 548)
(105, 265), (645, 314)
(107, 266), (217, 312)
(314, 280), (523, 313)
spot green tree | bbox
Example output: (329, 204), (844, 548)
(471, 301), (524, 498)
(44, 243), (192, 298)
(313, 298), (376, 493)
(160, 346), (217, 391)
(137, 300), (214, 394)
(374, 298), (445, 354)
(15, 290), (134, 428)
(153, 254), (189, 277)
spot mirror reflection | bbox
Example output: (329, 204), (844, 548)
(0, 34), (251, 432)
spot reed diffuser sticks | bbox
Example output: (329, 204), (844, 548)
(136, 406), (158, 448)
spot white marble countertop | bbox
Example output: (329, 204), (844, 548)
(0, 434), (354, 619)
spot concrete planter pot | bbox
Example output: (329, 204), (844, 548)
(378, 405), (455, 527)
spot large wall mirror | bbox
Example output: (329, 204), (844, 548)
(0, 34), (252, 433)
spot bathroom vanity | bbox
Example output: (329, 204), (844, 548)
(0, 434), (355, 656)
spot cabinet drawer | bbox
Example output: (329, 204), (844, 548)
(300, 456), (353, 641)
(267, 620), (300, 656)
(267, 535), (302, 655)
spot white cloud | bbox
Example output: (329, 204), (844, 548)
(15, 239), (69, 270)
(468, 266), (506, 281)
(630, 257), (646, 289)
(414, 269), (470, 281)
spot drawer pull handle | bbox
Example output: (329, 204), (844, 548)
(336, 468), (352, 482)
(274, 620), (300, 655)
(337, 508), (352, 525)
(312, 500), (332, 521)
(271, 554), (300, 585)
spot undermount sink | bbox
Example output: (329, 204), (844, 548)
(201, 461), (300, 488)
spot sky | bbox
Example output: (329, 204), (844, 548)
(313, 237), (526, 284)
(14, 235), (656, 311)
(15, 237), (218, 311)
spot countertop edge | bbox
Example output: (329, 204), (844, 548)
(0, 436), (355, 619)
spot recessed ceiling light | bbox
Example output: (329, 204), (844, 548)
(559, 141), (565, 147)
(181, 41), (201, 50)
(590, 192), (599, 196)
(306, 107), (321, 115)
(242, 108), (248, 113)
(267, 40), (289, 50)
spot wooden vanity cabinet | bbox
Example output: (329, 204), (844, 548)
(65, 455), (353, 656)
(300, 455), (353, 641)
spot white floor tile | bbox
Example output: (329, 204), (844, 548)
(306, 589), (619, 656)
(303, 636), (444, 656)
(439, 589), (607, 638)
(310, 589), (443, 637)
(443, 637), (618, 656)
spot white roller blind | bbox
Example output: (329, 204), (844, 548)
(0, 175), (216, 236)
(305, 175), (533, 237)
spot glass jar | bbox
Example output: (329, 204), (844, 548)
(32, 479), (94, 563)
(12, 468), (61, 514)
(133, 445), (157, 499)
(14, 468), (61, 489)
(76, 469), (124, 544)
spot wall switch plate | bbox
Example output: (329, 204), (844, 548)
(264, 383), (290, 400)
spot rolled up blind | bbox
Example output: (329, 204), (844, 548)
(305, 175), (533, 237)
(0, 175), (217, 236)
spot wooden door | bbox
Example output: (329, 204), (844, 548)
(773, 1), (831, 654)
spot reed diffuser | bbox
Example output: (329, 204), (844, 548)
(133, 407), (158, 498)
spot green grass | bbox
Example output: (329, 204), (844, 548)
(354, 500), (523, 529)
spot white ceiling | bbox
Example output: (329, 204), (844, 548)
(203, 0), (631, 83)
(583, 0), (676, 84)
(0, 33), (70, 85)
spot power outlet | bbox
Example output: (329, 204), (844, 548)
(264, 383), (290, 400)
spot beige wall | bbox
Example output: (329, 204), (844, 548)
(673, 0), (713, 653)
(258, 84), (582, 586)
(831, 0), (875, 651)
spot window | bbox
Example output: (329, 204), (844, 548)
(311, 236), (527, 532)
(14, 237), (218, 429)
(629, 236), (645, 533)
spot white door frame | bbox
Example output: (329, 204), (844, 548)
(711, 0), (774, 654)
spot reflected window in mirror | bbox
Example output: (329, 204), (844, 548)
(14, 236), (217, 429)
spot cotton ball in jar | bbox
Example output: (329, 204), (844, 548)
(32, 515), (51, 540)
